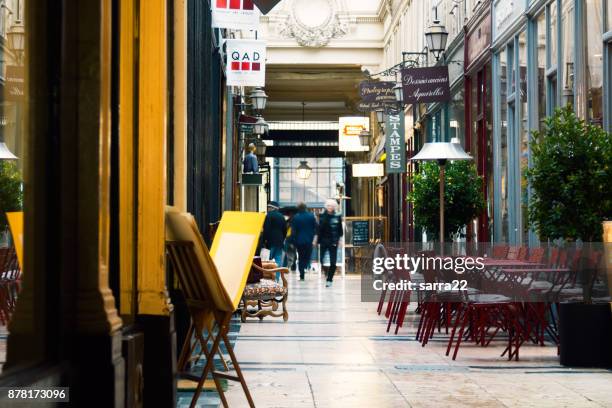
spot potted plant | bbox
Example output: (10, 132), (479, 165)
(527, 105), (612, 367)
(0, 160), (22, 244)
(408, 160), (485, 241)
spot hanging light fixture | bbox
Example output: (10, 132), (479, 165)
(359, 129), (370, 147)
(249, 87), (268, 111)
(425, 8), (449, 61)
(375, 108), (385, 126)
(296, 160), (312, 180)
(393, 81), (404, 104)
(7, 20), (25, 61)
(253, 115), (268, 136)
(254, 138), (267, 162)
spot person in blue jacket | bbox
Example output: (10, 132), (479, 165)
(243, 143), (259, 173)
(290, 202), (318, 281)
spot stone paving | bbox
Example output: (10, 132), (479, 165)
(223, 273), (612, 408)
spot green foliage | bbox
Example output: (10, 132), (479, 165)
(0, 161), (22, 231)
(527, 106), (612, 241)
(408, 160), (485, 240)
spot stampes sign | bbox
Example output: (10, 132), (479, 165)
(400, 66), (451, 104)
(385, 114), (406, 174)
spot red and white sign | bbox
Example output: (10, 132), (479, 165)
(226, 39), (266, 87)
(212, 0), (260, 30)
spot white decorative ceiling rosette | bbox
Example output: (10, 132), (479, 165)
(277, 0), (350, 48)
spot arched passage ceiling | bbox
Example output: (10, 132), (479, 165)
(263, 64), (367, 122)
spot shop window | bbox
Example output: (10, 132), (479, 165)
(518, 31), (530, 244)
(449, 89), (465, 146)
(585, 0), (604, 126)
(536, 11), (548, 129)
(561, 0), (575, 106)
(498, 50), (509, 243)
(607, 0), (612, 32)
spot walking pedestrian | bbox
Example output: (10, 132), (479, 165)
(318, 199), (343, 287)
(291, 202), (317, 281)
(262, 201), (287, 281)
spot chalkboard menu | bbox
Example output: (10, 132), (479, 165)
(352, 220), (369, 246)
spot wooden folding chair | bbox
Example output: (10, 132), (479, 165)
(166, 209), (264, 408)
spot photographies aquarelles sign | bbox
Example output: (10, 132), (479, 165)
(212, 0), (261, 30)
(385, 114), (406, 174)
(400, 66), (451, 104)
(225, 39), (266, 87)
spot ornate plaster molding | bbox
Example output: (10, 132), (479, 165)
(277, 0), (350, 48)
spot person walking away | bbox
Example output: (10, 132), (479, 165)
(262, 201), (287, 281)
(319, 199), (343, 287)
(291, 202), (317, 281)
(283, 215), (297, 272)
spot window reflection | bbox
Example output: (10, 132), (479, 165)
(0, 0), (26, 373)
(585, 0), (603, 126)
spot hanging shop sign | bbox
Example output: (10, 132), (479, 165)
(352, 163), (384, 177)
(357, 81), (396, 112)
(4, 66), (24, 102)
(385, 114), (406, 174)
(212, 0), (260, 30)
(400, 66), (451, 104)
(253, 0), (282, 14)
(225, 39), (266, 87)
(338, 116), (369, 152)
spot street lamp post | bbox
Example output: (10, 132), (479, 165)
(424, 8), (449, 62)
(410, 141), (472, 245)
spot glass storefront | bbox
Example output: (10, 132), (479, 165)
(490, 0), (611, 244)
(276, 157), (344, 205)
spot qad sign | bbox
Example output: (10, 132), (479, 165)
(225, 39), (266, 87)
(212, 0), (260, 30)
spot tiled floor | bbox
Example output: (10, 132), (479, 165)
(222, 273), (612, 408)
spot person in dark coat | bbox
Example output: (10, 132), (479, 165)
(291, 202), (318, 281)
(262, 201), (287, 277)
(318, 199), (343, 287)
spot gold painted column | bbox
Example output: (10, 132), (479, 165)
(137, 0), (172, 317)
(136, 0), (177, 405)
(173, 0), (188, 212)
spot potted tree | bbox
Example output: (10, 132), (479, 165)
(527, 105), (612, 367)
(408, 160), (485, 241)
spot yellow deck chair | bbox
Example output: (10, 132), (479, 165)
(165, 207), (264, 408)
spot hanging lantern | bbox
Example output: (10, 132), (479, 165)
(296, 161), (312, 180)
(425, 12), (449, 61)
(253, 116), (268, 136)
(249, 87), (268, 111)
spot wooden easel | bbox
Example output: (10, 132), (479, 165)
(166, 240), (255, 408)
